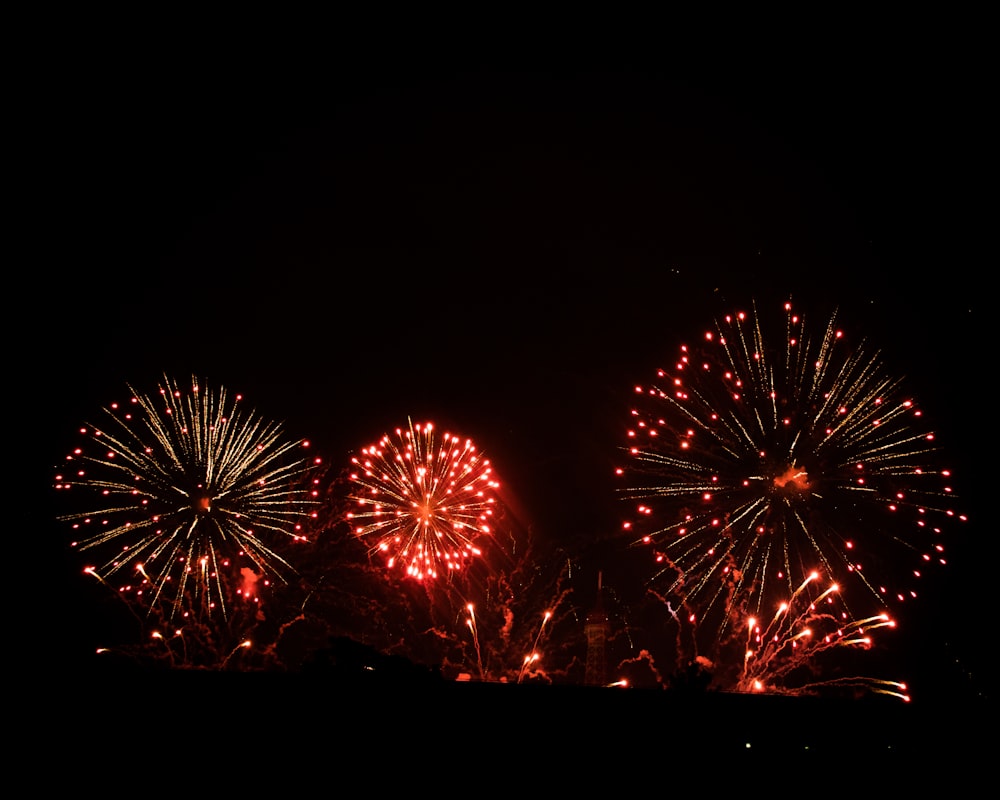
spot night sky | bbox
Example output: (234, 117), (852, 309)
(21, 41), (988, 711)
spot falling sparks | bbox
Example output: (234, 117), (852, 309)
(736, 571), (906, 700)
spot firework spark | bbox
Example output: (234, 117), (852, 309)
(617, 300), (966, 640)
(54, 375), (322, 620)
(736, 570), (906, 699)
(516, 610), (553, 683)
(449, 552), (576, 684)
(346, 419), (500, 580)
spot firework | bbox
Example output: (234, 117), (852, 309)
(296, 449), (582, 682)
(449, 545), (576, 684)
(465, 605), (554, 684)
(54, 374), (321, 620)
(736, 570), (907, 699)
(346, 419), (500, 580)
(617, 300), (966, 641)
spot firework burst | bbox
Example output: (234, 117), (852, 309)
(617, 300), (966, 642)
(346, 419), (500, 580)
(54, 374), (322, 620)
(271, 476), (582, 682)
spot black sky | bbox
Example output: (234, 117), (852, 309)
(21, 37), (988, 700)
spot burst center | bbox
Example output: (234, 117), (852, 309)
(772, 464), (811, 495)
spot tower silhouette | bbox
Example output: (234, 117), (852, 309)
(584, 571), (610, 686)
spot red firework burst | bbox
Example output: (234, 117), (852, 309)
(347, 419), (500, 580)
(617, 300), (967, 639)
